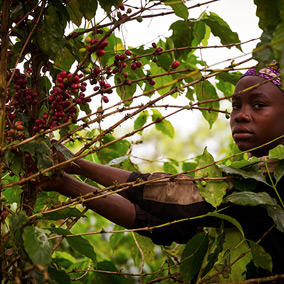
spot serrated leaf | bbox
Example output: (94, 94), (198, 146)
(195, 148), (228, 207)
(9, 211), (29, 231)
(49, 228), (97, 263)
(180, 232), (209, 283)
(248, 240), (273, 272)
(23, 226), (51, 265)
(164, 0), (189, 20)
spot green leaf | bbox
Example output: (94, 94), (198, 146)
(163, 161), (178, 174)
(254, 0), (282, 30)
(274, 159), (284, 184)
(253, 26), (275, 64)
(220, 164), (267, 184)
(192, 20), (208, 47)
(48, 267), (71, 284)
(115, 76), (137, 106)
(98, 0), (120, 13)
(37, 154), (53, 172)
(23, 226), (52, 265)
(182, 161), (198, 177)
(49, 228), (97, 263)
(195, 148), (228, 207)
(36, 2), (68, 59)
(134, 110), (149, 131)
(248, 240), (273, 272)
(53, 143), (73, 161)
(35, 136), (52, 154)
(265, 205), (284, 232)
(148, 64), (173, 95)
(164, 0), (189, 20)
(78, 0), (98, 21)
(194, 80), (219, 128)
(231, 178), (258, 192)
(93, 260), (125, 283)
(99, 134), (131, 164)
(151, 109), (175, 138)
(134, 233), (155, 264)
(66, 0), (83, 26)
(204, 12), (242, 50)
(224, 191), (278, 207)
(201, 226), (225, 277)
(54, 46), (76, 74)
(109, 224), (125, 251)
(9, 211), (29, 232)
(268, 144), (284, 159)
(43, 207), (85, 220)
(271, 21), (284, 61)
(180, 232), (209, 283)
(205, 212), (244, 237)
(5, 150), (23, 176)
(169, 20), (193, 58)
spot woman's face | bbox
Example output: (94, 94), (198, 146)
(230, 76), (284, 157)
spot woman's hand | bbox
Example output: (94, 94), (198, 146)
(52, 142), (80, 174)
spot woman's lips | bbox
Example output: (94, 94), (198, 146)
(232, 128), (253, 139)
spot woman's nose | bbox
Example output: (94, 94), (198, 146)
(234, 107), (251, 123)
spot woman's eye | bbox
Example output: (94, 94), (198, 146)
(232, 104), (240, 111)
(253, 103), (265, 109)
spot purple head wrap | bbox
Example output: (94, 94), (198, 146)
(241, 61), (282, 89)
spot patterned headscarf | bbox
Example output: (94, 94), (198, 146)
(241, 61), (282, 88)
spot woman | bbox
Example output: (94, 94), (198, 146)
(45, 63), (284, 277)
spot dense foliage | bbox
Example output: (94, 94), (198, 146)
(1, 0), (284, 283)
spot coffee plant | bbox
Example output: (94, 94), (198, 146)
(1, 0), (284, 283)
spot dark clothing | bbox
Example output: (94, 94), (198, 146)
(126, 171), (284, 275)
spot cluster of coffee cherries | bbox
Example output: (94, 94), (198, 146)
(48, 71), (91, 129)
(5, 69), (38, 141)
(4, 68), (91, 142)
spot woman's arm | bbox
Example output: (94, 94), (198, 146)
(50, 172), (136, 228)
(73, 158), (132, 187)
(55, 143), (133, 188)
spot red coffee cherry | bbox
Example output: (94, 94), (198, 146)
(171, 60), (180, 69)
